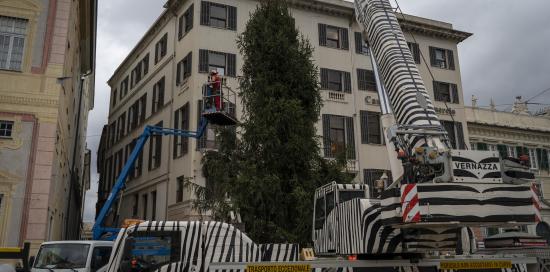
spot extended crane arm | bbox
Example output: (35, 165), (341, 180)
(92, 117), (209, 240)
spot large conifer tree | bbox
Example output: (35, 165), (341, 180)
(198, 0), (353, 245)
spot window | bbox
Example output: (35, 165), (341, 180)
(200, 1), (237, 30)
(318, 24), (349, 50)
(131, 54), (149, 88)
(433, 81), (459, 104)
(91, 247), (112, 272)
(132, 194), (139, 217)
(429, 46), (455, 70)
(0, 16), (28, 71)
(117, 113), (126, 141)
(174, 103), (190, 158)
(178, 5), (194, 39)
(314, 196), (325, 230)
(198, 49), (236, 77)
(142, 194), (148, 219)
(151, 191), (157, 220)
(320, 68), (351, 93)
(149, 121), (163, 170)
(442, 121), (465, 149)
(152, 77), (165, 114)
(364, 169), (392, 198)
(529, 148), (539, 170)
(322, 114), (355, 159)
(120, 231), (181, 272)
(112, 89), (117, 107)
(497, 144), (508, 158)
(407, 42), (420, 64)
(129, 137), (143, 179)
(128, 94), (147, 132)
(176, 176), (184, 202)
(360, 111), (382, 144)
(354, 32), (369, 55)
(357, 69), (376, 92)
(0, 120), (14, 138)
(120, 76), (129, 99)
(154, 33), (167, 64)
(176, 52), (192, 85)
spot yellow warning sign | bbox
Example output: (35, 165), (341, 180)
(440, 260), (512, 270)
(247, 264), (311, 272)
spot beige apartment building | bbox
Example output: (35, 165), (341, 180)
(466, 98), (550, 240)
(0, 0), (97, 249)
(97, 0), (471, 227)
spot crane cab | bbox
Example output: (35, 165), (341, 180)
(201, 76), (237, 126)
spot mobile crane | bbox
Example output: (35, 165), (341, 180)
(312, 0), (541, 258)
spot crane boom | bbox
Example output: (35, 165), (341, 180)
(92, 118), (209, 240)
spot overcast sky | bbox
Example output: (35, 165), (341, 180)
(83, 0), (550, 222)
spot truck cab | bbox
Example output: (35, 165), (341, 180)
(31, 241), (113, 272)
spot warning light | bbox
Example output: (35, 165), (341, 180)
(347, 255), (357, 261)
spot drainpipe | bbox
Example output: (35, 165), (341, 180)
(65, 70), (92, 240)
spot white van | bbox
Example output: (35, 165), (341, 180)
(31, 241), (113, 272)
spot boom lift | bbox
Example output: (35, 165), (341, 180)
(92, 81), (237, 240)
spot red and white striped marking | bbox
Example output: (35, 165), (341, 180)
(401, 184), (420, 223)
(531, 183), (542, 222)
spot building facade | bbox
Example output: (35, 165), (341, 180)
(97, 0), (471, 226)
(466, 99), (550, 240)
(0, 0), (97, 249)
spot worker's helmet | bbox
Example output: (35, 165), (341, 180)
(210, 69), (218, 75)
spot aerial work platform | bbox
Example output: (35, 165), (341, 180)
(201, 77), (238, 126)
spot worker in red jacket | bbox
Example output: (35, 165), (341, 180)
(209, 70), (222, 111)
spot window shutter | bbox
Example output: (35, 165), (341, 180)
(173, 109), (180, 158)
(345, 116), (355, 159)
(176, 61), (181, 85)
(320, 68), (329, 89)
(541, 149), (549, 170)
(429, 46), (436, 67)
(199, 49), (209, 73)
(182, 103), (189, 155)
(433, 81), (440, 101)
(228, 5), (237, 31)
(456, 122), (465, 149)
(318, 24), (327, 46)
(143, 54), (149, 75)
(178, 15), (184, 39)
(188, 4), (194, 31)
(200, 1), (210, 26)
(360, 111), (368, 144)
(343, 71), (352, 93)
(197, 100), (206, 149)
(448, 50), (455, 70)
(451, 84), (459, 104)
(477, 143), (488, 151)
(497, 144), (508, 158)
(355, 32), (363, 54)
(227, 53), (236, 77)
(340, 28), (349, 50)
(411, 42), (420, 64)
(322, 114), (331, 157)
(357, 69), (366, 91)
(185, 52), (192, 79)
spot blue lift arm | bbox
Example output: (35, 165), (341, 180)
(92, 117), (209, 240)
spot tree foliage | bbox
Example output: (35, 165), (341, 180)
(196, 0), (354, 245)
